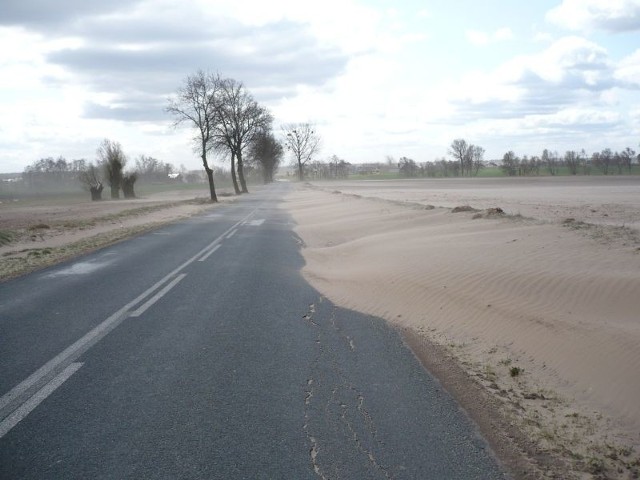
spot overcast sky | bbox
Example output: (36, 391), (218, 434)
(1, 0), (639, 173)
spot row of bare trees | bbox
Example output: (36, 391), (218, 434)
(166, 71), (286, 201)
(22, 157), (89, 188)
(448, 139), (486, 177)
(166, 70), (324, 199)
(500, 147), (638, 176)
(76, 139), (138, 200)
(21, 140), (145, 200)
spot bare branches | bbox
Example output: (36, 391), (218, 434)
(97, 139), (127, 199)
(249, 131), (283, 184)
(214, 78), (273, 193)
(282, 123), (321, 181)
(166, 71), (273, 198)
(166, 70), (221, 201)
(78, 164), (104, 201)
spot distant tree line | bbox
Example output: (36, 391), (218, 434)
(21, 140), (194, 201)
(22, 157), (89, 188)
(387, 139), (639, 179)
(499, 147), (638, 176)
(301, 155), (350, 180)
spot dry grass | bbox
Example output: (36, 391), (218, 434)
(449, 341), (640, 479)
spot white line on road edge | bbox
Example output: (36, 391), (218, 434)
(198, 244), (220, 262)
(129, 274), (187, 317)
(226, 229), (237, 239)
(0, 206), (259, 422)
(0, 363), (83, 439)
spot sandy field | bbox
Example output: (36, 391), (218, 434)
(284, 176), (640, 479)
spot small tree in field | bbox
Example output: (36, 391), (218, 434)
(97, 139), (127, 199)
(449, 139), (470, 176)
(78, 163), (104, 201)
(282, 123), (320, 181)
(122, 172), (138, 198)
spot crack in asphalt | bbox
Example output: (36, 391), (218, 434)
(303, 297), (392, 479)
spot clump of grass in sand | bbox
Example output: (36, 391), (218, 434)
(0, 230), (14, 246)
(27, 223), (50, 231)
(451, 205), (478, 213)
(562, 217), (640, 248)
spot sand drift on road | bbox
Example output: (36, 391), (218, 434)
(285, 177), (640, 477)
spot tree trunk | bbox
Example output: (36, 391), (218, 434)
(230, 152), (241, 195)
(122, 175), (136, 198)
(237, 152), (249, 193)
(202, 153), (218, 202)
(110, 184), (120, 199)
(298, 160), (304, 181)
(90, 183), (103, 201)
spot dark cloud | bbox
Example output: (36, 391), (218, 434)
(0, 0), (138, 28)
(83, 101), (166, 122)
(4, 1), (348, 123)
(45, 17), (348, 122)
(6, 0), (340, 121)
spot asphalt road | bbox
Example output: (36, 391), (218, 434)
(0, 183), (507, 479)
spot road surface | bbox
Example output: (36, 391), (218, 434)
(0, 184), (507, 479)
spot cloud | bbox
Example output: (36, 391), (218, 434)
(547, 0), (640, 32)
(466, 27), (514, 46)
(11, 2), (348, 121)
(449, 36), (617, 121)
(615, 49), (640, 86)
(0, 0), (138, 29)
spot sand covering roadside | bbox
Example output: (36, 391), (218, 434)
(284, 179), (640, 478)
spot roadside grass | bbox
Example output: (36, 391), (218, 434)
(0, 223), (167, 281)
(0, 230), (14, 246)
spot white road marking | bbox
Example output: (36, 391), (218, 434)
(128, 273), (187, 317)
(0, 363), (83, 439)
(198, 244), (220, 262)
(245, 219), (265, 226)
(0, 207), (258, 423)
(226, 229), (237, 239)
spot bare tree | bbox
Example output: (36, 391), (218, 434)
(501, 151), (519, 176)
(542, 149), (558, 176)
(619, 147), (636, 174)
(136, 155), (175, 183)
(398, 157), (418, 177)
(449, 139), (470, 176)
(212, 78), (273, 194)
(78, 163), (104, 201)
(282, 123), (320, 181)
(470, 145), (485, 176)
(166, 70), (220, 202)
(564, 150), (579, 175)
(594, 148), (613, 174)
(97, 139), (127, 199)
(249, 130), (283, 184)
